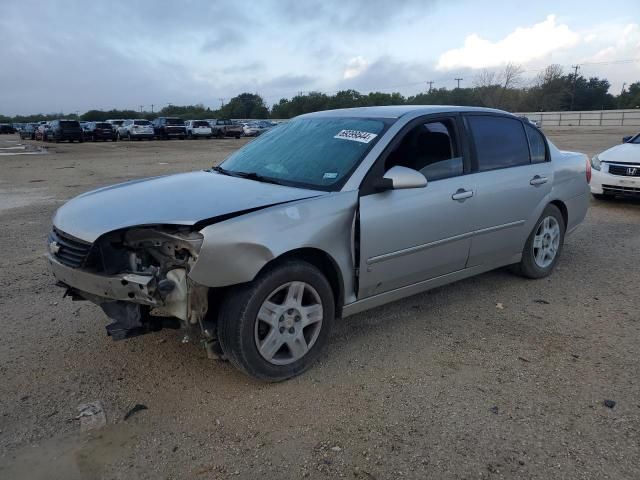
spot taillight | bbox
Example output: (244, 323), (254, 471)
(585, 156), (591, 184)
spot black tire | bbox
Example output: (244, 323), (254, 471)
(235, 135), (240, 139)
(512, 204), (565, 279)
(218, 260), (335, 381)
(217, 130), (224, 139)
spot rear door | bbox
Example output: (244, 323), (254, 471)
(358, 115), (476, 298)
(464, 114), (552, 266)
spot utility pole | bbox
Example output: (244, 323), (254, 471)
(569, 64), (580, 111)
(454, 78), (463, 89)
(150, 104), (154, 113)
(427, 81), (434, 93)
(218, 98), (225, 108)
(139, 105), (144, 113)
(621, 82), (626, 95)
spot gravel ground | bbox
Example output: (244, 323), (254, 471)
(0, 128), (638, 479)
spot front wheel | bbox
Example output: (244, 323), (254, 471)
(218, 261), (334, 381)
(512, 204), (565, 279)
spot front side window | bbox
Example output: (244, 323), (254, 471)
(385, 119), (463, 181)
(220, 117), (387, 190)
(525, 123), (547, 163)
(468, 115), (530, 171)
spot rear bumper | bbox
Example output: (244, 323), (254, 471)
(163, 129), (187, 137)
(591, 167), (640, 195)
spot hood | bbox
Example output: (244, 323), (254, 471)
(599, 143), (639, 164)
(53, 170), (325, 242)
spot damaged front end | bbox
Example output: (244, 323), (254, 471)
(47, 226), (209, 341)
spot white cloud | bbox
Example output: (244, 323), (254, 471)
(343, 56), (369, 79)
(436, 15), (580, 70)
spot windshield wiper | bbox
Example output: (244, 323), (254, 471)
(212, 166), (285, 186)
(211, 165), (232, 176)
(229, 170), (286, 186)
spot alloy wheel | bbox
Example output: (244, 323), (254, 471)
(254, 281), (323, 365)
(532, 216), (560, 268)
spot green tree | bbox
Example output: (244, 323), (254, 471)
(218, 93), (269, 119)
(617, 82), (640, 109)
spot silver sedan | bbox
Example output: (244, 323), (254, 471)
(47, 106), (590, 380)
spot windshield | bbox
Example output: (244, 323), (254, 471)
(134, 120), (151, 125)
(166, 118), (184, 125)
(219, 117), (387, 190)
(193, 121), (209, 127)
(628, 134), (640, 144)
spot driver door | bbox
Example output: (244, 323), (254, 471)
(358, 116), (476, 299)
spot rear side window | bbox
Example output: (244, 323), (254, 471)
(468, 116), (530, 171)
(525, 124), (547, 163)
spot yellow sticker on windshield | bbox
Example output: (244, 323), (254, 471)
(334, 129), (378, 144)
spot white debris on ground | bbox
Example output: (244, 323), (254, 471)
(77, 400), (106, 432)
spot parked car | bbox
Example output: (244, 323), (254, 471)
(116, 119), (155, 140)
(85, 122), (117, 141)
(152, 117), (187, 140)
(47, 106), (590, 381)
(206, 119), (243, 138)
(0, 124), (16, 134)
(35, 123), (51, 141)
(241, 122), (262, 137)
(185, 120), (213, 139)
(19, 123), (38, 140)
(590, 132), (640, 199)
(46, 119), (83, 143)
(80, 121), (91, 137)
(105, 119), (126, 132)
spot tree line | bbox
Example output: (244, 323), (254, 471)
(2, 64), (639, 123)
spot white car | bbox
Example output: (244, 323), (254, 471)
(185, 120), (212, 139)
(241, 122), (261, 137)
(116, 119), (155, 140)
(591, 133), (640, 199)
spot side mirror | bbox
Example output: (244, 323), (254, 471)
(622, 136), (632, 143)
(374, 166), (427, 192)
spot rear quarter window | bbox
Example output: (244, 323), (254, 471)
(525, 124), (548, 163)
(468, 115), (530, 171)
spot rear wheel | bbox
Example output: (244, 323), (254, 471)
(218, 261), (334, 381)
(512, 204), (565, 279)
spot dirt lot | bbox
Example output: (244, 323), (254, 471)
(1, 128), (639, 479)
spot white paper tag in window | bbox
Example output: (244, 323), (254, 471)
(323, 172), (338, 179)
(334, 129), (378, 144)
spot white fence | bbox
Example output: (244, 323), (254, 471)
(516, 109), (640, 127)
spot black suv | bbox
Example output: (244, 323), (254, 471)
(47, 120), (83, 143)
(85, 122), (117, 141)
(152, 117), (187, 140)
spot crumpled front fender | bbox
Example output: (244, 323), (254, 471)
(188, 191), (358, 303)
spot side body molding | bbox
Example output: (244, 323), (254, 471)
(189, 191), (359, 303)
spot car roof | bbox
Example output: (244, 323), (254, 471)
(297, 105), (510, 119)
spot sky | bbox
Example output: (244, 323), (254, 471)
(1, 0), (639, 115)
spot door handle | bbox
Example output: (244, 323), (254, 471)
(530, 175), (548, 186)
(451, 189), (474, 201)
